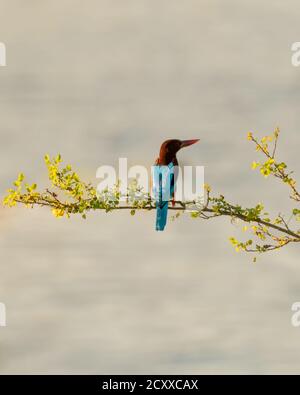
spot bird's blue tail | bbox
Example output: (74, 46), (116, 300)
(156, 201), (168, 231)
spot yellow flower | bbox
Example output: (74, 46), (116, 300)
(261, 136), (268, 144)
(247, 132), (253, 141)
(278, 239), (286, 246)
(204, 183), (211, 192)
(229, 237), (238, 245)
(252, 161), (260, 170)
(260, 168), (271, 177)
(52, 208), (64, 218)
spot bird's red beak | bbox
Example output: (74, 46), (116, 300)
(180, 139), (200, 148)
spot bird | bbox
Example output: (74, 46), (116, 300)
(152, 139), (199, 231)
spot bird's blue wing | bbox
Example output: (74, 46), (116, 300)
(152, 163), (175, 231)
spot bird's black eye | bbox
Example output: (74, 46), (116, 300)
(167, 142), (173, 151)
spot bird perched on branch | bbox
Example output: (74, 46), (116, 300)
(152, 139), (199, 231)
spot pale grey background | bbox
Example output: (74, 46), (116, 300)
(0, 0), (299, 373)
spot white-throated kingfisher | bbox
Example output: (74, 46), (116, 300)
(152, 139), (199, 231)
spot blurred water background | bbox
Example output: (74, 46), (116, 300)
(0, 0), (300, 373)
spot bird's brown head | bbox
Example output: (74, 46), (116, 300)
(158, 139), (199, 165)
